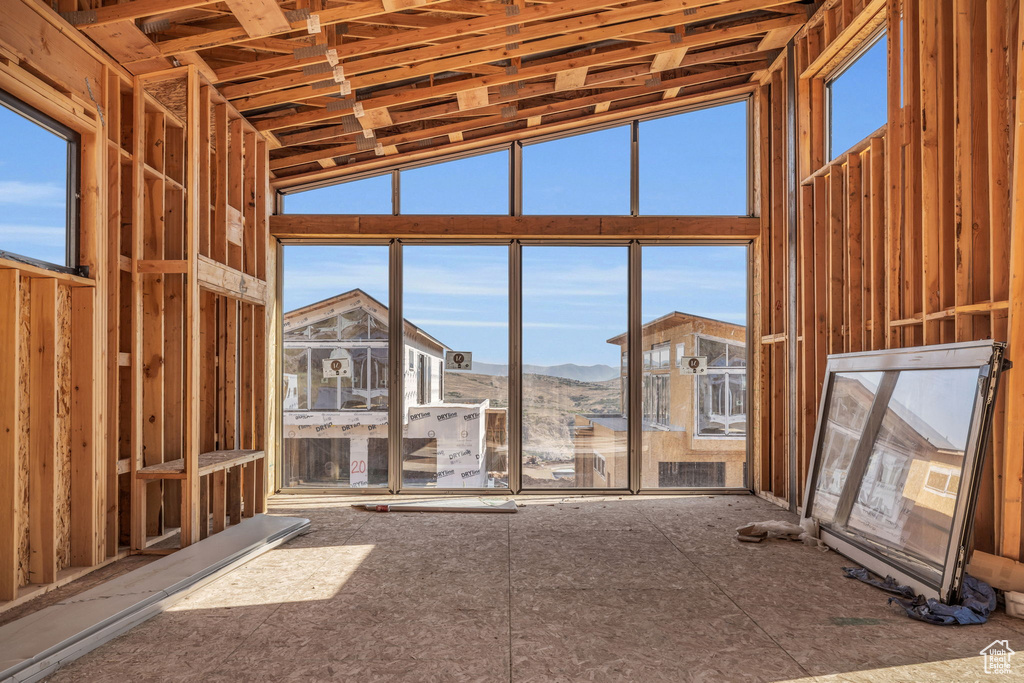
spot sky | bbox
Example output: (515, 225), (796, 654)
(0, 103), (69, 267)
(283, 100), (751, 216)
(829, 33), (887, 158)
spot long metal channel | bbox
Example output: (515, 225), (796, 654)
(509, 240), (523, 493)
(630, 121), (640, 217)
(628, 241), (642, 492)
(388, 239), (403, 492)
(785, 42), (799, 512)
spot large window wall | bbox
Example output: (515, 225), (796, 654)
(280, 242), (749, 493)
(281, 100), (749, 217)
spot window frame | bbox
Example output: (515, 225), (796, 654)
(693, 333), (747, 438)
(0, 88), (81, 273)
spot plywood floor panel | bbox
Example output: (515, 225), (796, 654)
(44, 495), (1024, 682)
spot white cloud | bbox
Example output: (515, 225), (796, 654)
(0, 224), (65, 239)
(411, 319), (507, 328)
(0, 181), (65, 207)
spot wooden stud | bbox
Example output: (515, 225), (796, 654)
(29, 278), (57, 585)
(0, 270), (20, 600)
(70, 287), (98, 567)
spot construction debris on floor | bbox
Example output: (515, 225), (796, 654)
(353, 497), (519, 513)
(844, 566), (997, 626)
(735, 519), (824, 548)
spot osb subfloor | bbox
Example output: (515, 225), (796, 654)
(45, 494), (1024, 682)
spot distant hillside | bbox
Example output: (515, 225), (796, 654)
(445, 371), (620, 462)
(459, 362), (619, 383)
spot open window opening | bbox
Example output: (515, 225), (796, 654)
(827, 31), (888, 160)
(0, 89), (79, 272)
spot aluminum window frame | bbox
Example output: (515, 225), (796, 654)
(277, 238), (753, 496)
(801, 340), (1009, 604)
(693, 333), (748, 439)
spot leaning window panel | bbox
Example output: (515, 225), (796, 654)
(803, 341), (1008, 604)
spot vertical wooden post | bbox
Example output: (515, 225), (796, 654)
(242, 462), (256, 518)
(181, 66), (203, 548)
(1002, 0), (1024, 561)
(212, 470), (226, 533)
(70, 287), (98, 567)
(29, 278), (57, 585)
(0, 270), (21, 600)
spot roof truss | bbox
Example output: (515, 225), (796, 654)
(61, 0), (813, 189)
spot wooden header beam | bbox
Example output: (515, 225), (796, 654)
(270, 215), (760, 240)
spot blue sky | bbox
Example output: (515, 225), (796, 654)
(830, 33), (887, 158)
(0, 103), (69, 266)
(284, 100), (748, 216)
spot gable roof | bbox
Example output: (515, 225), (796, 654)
(284, 288), (449, 353)
(606, 310), (745, 345)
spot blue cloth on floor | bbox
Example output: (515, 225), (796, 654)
(842, 567), (916, 599)
(843, 567), (996, 625)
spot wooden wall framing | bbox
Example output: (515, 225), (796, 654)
(0, 0), (274, 605)
(755, 0), (1024, 561)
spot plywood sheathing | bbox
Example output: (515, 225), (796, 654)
(16, 276), (29, 588)
(56, 284), (72, 573)
(143, 78), (188, 124)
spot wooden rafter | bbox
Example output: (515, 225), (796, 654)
(61, 0), (814, 188)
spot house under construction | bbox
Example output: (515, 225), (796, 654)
(1, 0), (1024, 680)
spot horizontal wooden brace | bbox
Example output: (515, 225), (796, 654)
(270, 215), (760, 240)
(137, 260), (188, 273)
(197, 256), (268, 305)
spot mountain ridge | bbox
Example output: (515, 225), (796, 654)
(456, 361), (619, 383)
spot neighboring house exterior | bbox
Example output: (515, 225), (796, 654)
(812, 373), (968, 568)
(281, 289), (498, 488)
(574, 312), (747, 489)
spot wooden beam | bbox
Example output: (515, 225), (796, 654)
(64, 0), (217, 27)
(226, 1), (797, 109)
(274, 43), (763, 147)
(224, 0), (291, 38)
(197, 255), (269, 305)
(801, 0), (886, 79)
(269, 60), (767, 171)
(0, 271), (19, 600)
(216, 0), (791, 86)
(29, 278), (57, 585)
(155, 0), (460, 54)
(255, 13), (804, 132)
(270, 215), (760, 240)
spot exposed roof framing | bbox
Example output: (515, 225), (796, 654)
(61, 0), (814, 189)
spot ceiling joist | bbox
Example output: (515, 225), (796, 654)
(58, 0), (817, 188)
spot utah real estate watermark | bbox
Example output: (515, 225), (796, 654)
(980, 640), (1015, 675)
